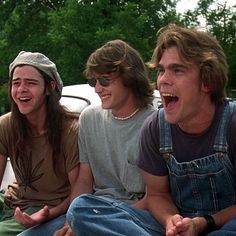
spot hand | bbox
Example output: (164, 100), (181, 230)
(166, 214), (183, 236)
(53, 224), (75, 236)
(14, 205), (50, 227)
(4, 181), (19, 200)
(166, 214), (198, 236)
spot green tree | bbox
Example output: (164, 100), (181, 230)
(48, 0), (180, 84)
(0, 0), (65, 85)
(0, 83), (10, 115)
(180, 0), (236, 91)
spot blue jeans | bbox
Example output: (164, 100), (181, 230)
(17, 214), (66, 236)
(67, 194), (164, 236)
(207, 217), (236, 236)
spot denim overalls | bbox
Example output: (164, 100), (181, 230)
(159, 101), (236, 217)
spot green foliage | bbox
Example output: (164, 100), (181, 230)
(199, 0), (236, 90)
(0, 0), (235, 113)
(0, 83), (10, 115)
(46, 0), (180, 84)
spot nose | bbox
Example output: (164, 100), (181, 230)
(157, 70), (172, 86)
(17, 82), (28, 92)
(94, 80), (103, 93)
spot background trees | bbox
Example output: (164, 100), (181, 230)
(0, 0), (235, 113)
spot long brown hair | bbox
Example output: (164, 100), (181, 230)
(9, 66), (78, 174)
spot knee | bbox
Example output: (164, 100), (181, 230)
(207, 218), (236, 236)
(66, 194), (94, 230)
(220, 217), (236, 231)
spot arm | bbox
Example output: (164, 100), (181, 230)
(49, 164), (80, 218)
(70, 163), (94, 201)
(142, 171), (179, 228)
(0, 154), (7, 187)
(14, 164), (80, 227)
(187, 205), (236, 235)
(143, 169), (236, 235)
(164, 205), (236, 236)
(142, 171), (212, 235)
(53, 163), (94, 236)
(132, 196), (147, 209)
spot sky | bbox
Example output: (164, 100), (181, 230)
(176, 0), (236, 13)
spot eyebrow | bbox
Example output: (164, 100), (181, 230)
(12, 77), (40, 82)
(157, 63), (189, 70)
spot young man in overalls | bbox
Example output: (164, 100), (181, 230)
(138, 24), (236, 236)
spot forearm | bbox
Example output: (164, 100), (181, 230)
(45, 185), (92, 227)
(132, 195), (147, 209)
(70, 180), (93, 203)
(0, 154), (7, 186)
(47, 197), (70, 220)
(69, 163), (94, 202)
(147, 194), (179, 227)
(189, 205), (236, 235)
(212, 205), (236, 227)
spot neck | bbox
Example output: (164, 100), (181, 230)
(178, 105), (216, 134)
(112, 107), (140, 121)
(27, 114), (47, 136)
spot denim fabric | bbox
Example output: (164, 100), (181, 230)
(67, 194), (164, 236)
(208, 231), (236, 236)
(158, 102), (236, 218)
(207, 217), (236, 235)
(17, 214), (66, 236)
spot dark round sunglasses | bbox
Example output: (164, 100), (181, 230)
(87, 77), (113, 87)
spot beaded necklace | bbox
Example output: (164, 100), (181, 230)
(112, 108), (140, 121)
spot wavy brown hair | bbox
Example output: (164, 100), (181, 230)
(149, 24), (228, 104)
(85, 39), (154, 108)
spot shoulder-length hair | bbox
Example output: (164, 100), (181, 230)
(85, 39), (154, 108)
(149, 24), (228, 104)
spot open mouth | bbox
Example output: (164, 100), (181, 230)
(162, 93), (179, 108)
(19, 97), (31, 102)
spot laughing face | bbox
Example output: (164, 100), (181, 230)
(11, 65), (48, 119)
(157, 46), (213, 132)
(92, 72), (136, 117)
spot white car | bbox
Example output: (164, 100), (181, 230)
(1, 84), (161, 189)
(60, 83), (161, 113)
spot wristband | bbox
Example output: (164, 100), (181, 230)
(203, 215), (216, 232)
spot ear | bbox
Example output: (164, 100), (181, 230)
(46, 80), (56, 95)
(201, 82), (210, 93)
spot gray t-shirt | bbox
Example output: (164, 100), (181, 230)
(79, 104), (155, 204)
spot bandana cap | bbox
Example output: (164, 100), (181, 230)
(9, 51), (63, 97)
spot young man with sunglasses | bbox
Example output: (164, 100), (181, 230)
(64, 39), (162, 235)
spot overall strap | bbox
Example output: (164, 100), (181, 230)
(213, 101), (236, 153)
(159, 108), (173, 157)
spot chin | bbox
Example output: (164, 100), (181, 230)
(164, 114), (178, 124)
(101, 103), (111, 109)
(18, 108), (31, 115)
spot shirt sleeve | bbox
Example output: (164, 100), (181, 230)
(137, 111), (168, 176)
(78, 108), (91, 163)
(229, 106), (236, 173)
(0, 113), (12, 157)
(64, 117), (80, 172)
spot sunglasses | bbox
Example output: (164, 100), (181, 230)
(87, 77), (114, 87)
